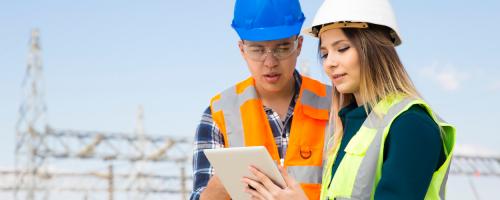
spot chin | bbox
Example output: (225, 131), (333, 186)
(263, 85), (283, 93)
(335, 85), (355, 94)
(264, 81), (289, 91)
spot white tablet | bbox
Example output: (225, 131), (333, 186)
(204, 146), (286, 200)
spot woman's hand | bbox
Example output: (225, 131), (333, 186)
(241, 165), (308, 200)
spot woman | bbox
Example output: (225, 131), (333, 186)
(241, 0), (456, 199)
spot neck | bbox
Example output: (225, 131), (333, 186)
(258, 78), (295, 120)
(353, 92), (365, 106)
(260, 80), (295, 102)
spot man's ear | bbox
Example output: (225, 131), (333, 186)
(296, 35), (304, 56)
(238, 40), (245, 56)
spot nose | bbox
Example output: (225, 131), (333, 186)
(263, 51), (279, 68)
(323, 54), (338, 69)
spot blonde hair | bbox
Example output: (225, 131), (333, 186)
(322, 24), (421, 150)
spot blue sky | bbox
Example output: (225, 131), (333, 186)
(1, 0), (499, 198)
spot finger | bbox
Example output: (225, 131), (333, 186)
(242, 177), (273, 200)
(249, 166), (282, 192)
(251, 195), (265, 200)
(244, 185), (266, 200)
(278, 165), (296, 187)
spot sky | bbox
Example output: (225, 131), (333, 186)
(1, 0), (499, 199)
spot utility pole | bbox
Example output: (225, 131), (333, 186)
(180, 166), (186, 200)
(108, 164), (114, 200)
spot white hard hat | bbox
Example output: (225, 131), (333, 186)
(302, 0), (402, 46)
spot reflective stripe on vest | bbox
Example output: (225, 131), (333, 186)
(322, 95), (456, 200)
(347, 98), (414, 199)
(301, 88), (332, 110)
(211, 84), (258, 146)
(287, 166), (323, 184)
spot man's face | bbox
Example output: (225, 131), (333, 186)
(239, 36), (303, 93)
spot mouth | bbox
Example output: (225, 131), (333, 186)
(332, 73), (347, 80)
(263, 73), (281, 83)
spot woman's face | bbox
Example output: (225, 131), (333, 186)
(319, 28), (361, 95)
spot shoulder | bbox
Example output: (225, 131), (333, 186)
(392, 105), (439, 133)
(301, 74), (329, 88)
(388, 104), (441, 149)
(209, 78), (253, 101)
(196, 106), (215, 138)
(300, 74), (332, 101)
(197, 106), (213, 124)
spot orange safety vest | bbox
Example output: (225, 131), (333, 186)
(210, 75), (331, 200)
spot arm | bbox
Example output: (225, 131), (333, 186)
(374, 106), (444, 200)
(190, 107), (230, 200)
(200, 175), (230, 200)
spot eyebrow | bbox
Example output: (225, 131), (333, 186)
(245, 39), (294, 47)
(320, 39), (347, 50)
(246, 43), (265, 48)
(276, 41), (292, 46)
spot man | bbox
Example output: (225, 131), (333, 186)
(190, 0), (332, 199)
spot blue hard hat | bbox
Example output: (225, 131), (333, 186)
(231, 0), (305, 41)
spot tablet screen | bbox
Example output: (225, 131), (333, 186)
(204, 146), (286, 200)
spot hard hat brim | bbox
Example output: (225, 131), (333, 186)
(302, 22), (401, 46)
(232, 22), (304, 42)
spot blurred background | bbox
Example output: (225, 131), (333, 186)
(1, 0), (499, 199)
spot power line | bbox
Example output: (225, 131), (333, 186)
(11, 29), (192, 200)
(450, 154), (500, 177)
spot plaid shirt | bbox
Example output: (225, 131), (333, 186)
(190, 71), (302, 200)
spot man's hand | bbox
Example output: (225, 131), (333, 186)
(200, 175), (230, 200)
(241, 165), (308, 200)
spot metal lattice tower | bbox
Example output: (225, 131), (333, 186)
(10, 29), (192, 200)
(14, 28), (50, 200)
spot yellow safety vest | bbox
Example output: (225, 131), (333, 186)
(321, 94), (456, 200)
